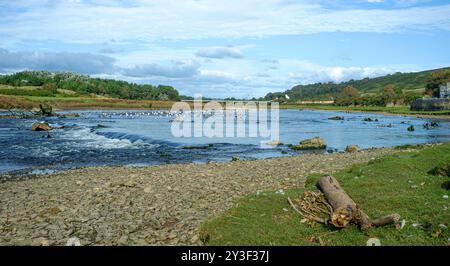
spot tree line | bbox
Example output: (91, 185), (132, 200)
(264, 68), (450, 106)
(334, 69), (450, 106)
(0, 71), (180, 101)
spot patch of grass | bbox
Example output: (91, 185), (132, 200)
(428, 162), (450, 177)
(200, 143), (450, 246)
(279, 103), (450, 116)
(394, 144), (427, 150)
(0, 95), (179, 110)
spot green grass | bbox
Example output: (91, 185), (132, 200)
(0, 94), (178, 110)
(279, 103), (450, 116)
(200, 143), (450, 246)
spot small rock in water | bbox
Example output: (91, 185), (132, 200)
(328, 116), (344, 121)
(363, 117), (378, 122)
(32, 122), (52, 131)
(265, 140), (283, 146)
(290, 137), (327, 150)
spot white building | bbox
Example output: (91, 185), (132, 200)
(440, 82), (450, 99)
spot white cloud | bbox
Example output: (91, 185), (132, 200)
(0, 48), (115, 74)
(196, 47), (244, 59)
(121, 60), (200, 78)
(198, 69), (238, 82)
(281, 59), (418, 85)
(0, 47), (434, 98)
(1, 1), (450, 43)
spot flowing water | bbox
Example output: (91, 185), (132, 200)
(1, 109), (449, 175)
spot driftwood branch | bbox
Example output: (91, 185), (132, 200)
(288, 197), (328, 224)
(316, 175), (400, 230)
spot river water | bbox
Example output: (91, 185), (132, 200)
(0, 109), (449, 175)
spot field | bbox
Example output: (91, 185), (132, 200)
(1, 86), (449, 118)
(200, 143), (450, 246)
(0, 94), (177, 110)
(279, 103), (450, 116)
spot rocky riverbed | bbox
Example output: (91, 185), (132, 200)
(0, 148), (398, 246)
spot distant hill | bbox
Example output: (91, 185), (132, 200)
(265, 67), (450, 101)
(0, 71), (180, 101)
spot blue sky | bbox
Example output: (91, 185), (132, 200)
(1, 0), (450, 98)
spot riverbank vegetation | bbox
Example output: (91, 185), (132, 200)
(200, 143), (450, 246)
(265, 67), (450, 102)
(0, 71), (180, 101)
(0, 94), (177, 111)
(279, 103), (450, 116)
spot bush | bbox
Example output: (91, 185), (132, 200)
(429, 163), (450, 177)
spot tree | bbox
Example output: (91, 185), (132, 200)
(426, 69), (450, 97)
(334, 85), (360, 106)
(381, 84), (399, 106)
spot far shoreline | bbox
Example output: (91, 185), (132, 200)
(1, 94), (450, 120)
(297, 106), (450, 120)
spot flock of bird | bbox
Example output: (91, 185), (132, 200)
(97, 110), (253, 122)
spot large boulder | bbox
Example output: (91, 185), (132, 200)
(345, 145), (360, 153)
(32, 122), (52, 131)
(289, 137), (327, 150)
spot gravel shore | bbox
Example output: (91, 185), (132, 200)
(0, 148), (397, 246)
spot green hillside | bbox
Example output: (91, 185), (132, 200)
(265, 67), (450, 101)
(0, 71), (180, 101)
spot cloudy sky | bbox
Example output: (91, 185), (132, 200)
(1, 0), (450, 98)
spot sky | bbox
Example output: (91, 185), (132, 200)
(1, 0), (450, 98)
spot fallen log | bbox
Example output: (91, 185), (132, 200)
(316, 175), (400, 230)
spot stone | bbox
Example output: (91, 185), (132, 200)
(328, 116), (344, 121)
(265, 140), (283, 146)
(40, 239), (50, 246)
(32, 122), (52, 131)
(189, 235), (198, 244)
(117, 235), (128, 245)
(363, 117), (379, 122)
(289, 137), (327, 150)
(345, 145), (360, 153)
(167, 232), (177, 240)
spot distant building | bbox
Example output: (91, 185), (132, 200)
(440, 82), (450, 99)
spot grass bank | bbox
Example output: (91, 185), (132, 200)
(280, 103), (450, 117)
(2, 94), (450, 119)
(0, 95), (177, 110)
(200, 143), (450, 246)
